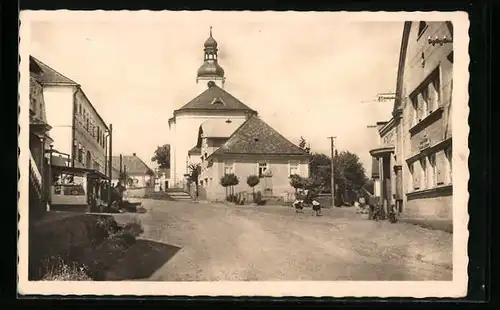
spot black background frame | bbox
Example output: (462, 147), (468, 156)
(3, 0), (492, 307)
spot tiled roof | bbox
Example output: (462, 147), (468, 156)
(111, 155), (153, 176)
(209, 115), (308, 158)
(30, 56), (79, 86)
(176, 83), (256, 113)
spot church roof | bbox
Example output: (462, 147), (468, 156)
(208, 115), (309, 159)
(175, 82), (257, 113)
(30, 56), (79, 86)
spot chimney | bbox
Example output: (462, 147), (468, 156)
(133, 153), (136, 156)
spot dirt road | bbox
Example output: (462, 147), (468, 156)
(109, 200), (453, 281)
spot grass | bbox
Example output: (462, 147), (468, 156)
(30, 214), (145, 281)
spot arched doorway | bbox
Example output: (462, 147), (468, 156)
(86, 151), (92, 169)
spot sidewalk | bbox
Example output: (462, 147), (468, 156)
(398, 217), (453, 233)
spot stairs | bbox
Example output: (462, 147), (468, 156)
(167, 190), (194, 202)
(144, 188), (194, 202)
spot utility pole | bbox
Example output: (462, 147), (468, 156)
(107, 124), (113, 206)
(327, 136), (337, 208)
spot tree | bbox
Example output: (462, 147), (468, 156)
(298, 136), (311, 154)
(246, 175), (260, 198)
(151, 144), (170, 170)
(289, 174), (306, 193)
(188, 163), (201, 197)
(220, 173), (239, 200)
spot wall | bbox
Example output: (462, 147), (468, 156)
(170, 112), (249, 187)
(201, 156), (309, 201)
(72, 89), (107, 175)
(400, 21), (453, 221)
(42, 85), (75, 156)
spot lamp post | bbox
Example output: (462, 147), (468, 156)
(104, 129), (111, 179)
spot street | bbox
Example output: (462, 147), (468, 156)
(108, 200), (453, 281)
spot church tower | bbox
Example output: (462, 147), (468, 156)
(168, 27), (257, 188)
(196, 27), (226, 89)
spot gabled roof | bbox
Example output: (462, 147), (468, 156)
(208, 115), (308, 159)
(175, 82), (256, 113)
(30, 56), (79, 86)
(111, 154), (153, 176)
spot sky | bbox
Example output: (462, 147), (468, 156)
(29, 11), (404, 175)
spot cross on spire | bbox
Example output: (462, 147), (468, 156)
(209, 26), (213, 37)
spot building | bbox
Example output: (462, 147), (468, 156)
(29, 65), (54, 218)
(111, 153), (154, 188)
(30, 56), (109, 176)
(168, 28), (257, 188)
(369, 21), (453, 226)
(153, 168), (171, 191)
(195, 115), (310, 201)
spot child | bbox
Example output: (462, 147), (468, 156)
(311, 199), (322, 216)
(292, 199), (304, 213)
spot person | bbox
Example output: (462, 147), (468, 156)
(311, 199), (322, 216)
(292, 198), (304, 213)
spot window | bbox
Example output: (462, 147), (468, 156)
(79, 104), (82, 115)
(427, 153), (437, 188)
(73, 140), (78, 160)
(78, 144), (83, 163)
(410, 69), (441, 127)
(418, 21), (427, 38)
(258, 162), (268, 178)
(445, 147), (452, 184)
(289, 161), (299, 176)
(224, 161), (234, 175)
(419, 157), (427, 190)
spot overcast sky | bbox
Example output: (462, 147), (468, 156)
(29, 11), (403, 175)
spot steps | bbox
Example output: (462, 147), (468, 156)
(144, 189), (194, 202)
(167, 190), (194, 202)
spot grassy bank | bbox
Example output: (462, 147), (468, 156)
(29, 213), (144, 281)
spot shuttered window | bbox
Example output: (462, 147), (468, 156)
(436, 150), (447, 185)
(420, 158), (427, 189)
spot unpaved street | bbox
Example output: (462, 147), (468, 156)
(110, 200), (452, 281)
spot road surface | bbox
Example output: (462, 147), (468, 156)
(109, 200), (453, 281)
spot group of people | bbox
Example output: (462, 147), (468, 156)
(292, 188), (322, 216)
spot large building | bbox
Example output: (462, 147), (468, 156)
(168, 29), (257, 187)
(193, 115), (310, 201)
(369, 21), (453, 227)
(30, 56), (109, 175)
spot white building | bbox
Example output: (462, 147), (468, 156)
(30, 56), (108, 175)
(168, 28), (257, 188)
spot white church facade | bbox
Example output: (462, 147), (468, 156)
(168, 28), (257, 187)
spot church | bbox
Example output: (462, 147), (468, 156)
(168, 28), (310, 198)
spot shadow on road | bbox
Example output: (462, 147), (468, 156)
(104, 239), (181, 280)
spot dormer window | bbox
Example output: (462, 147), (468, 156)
(211, 97), (225, 105)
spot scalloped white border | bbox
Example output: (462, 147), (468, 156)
(18, 10), (470, 297)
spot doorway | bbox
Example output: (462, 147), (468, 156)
(164, 180), (169, 190)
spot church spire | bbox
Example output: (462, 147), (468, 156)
(197, 27), (225, 88)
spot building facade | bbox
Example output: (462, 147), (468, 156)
(111, 153), (154, 188)
(369, 21), (453, 224)
(30, 56), (108, 176)
(196, 115), (310, 201)
(168, 29), (257, 188)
